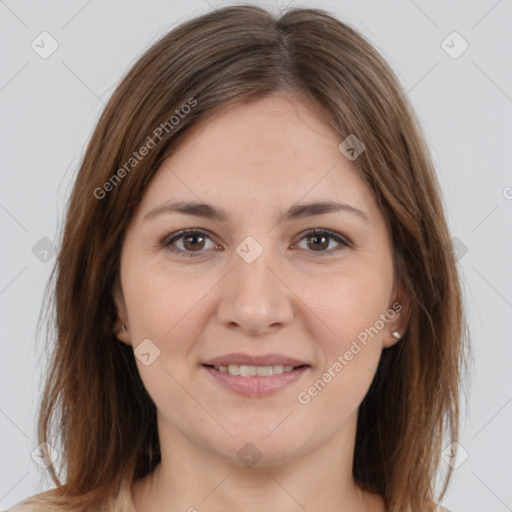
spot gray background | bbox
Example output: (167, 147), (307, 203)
(1, 0), (511, 510)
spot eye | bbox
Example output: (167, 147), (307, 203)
(160, 228), (350, 257)
(293, 229), (350, 256)
(161, 229), (218, 256)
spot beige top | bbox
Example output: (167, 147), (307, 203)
(5, 477), (136, 512)
(6, 478), (453, 512)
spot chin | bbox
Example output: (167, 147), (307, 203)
(211, 430), (309, 468)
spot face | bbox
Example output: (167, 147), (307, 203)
(113, 92), (409, 466)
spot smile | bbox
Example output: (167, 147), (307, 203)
(202, 363), (310, 397)
(209, 363), (303, 377)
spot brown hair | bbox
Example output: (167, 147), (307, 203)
(14, 4), (470, 512)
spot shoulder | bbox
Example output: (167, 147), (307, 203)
(5, 498), (41, 511)
(5, 477), (136, 512)
(4, 489), (66, 512)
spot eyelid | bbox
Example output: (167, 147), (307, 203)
(160, 228), (220, 252)
(292, 228), (352, 252)
(160, 228), (351, 256)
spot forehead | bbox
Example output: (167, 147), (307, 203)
(134, 93), (378, 223)
(171, 93), (339, 169)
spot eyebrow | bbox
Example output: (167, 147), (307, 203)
(143, 200), (369, 223)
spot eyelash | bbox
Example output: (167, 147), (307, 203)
(160, 228), (351, 258)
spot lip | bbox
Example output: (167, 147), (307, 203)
(202, 364), (310, 397)
(203, 352), (309, 367)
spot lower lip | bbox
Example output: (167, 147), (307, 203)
(202, 365), (310, 397)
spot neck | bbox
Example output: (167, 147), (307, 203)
(132, 413), (385, 512)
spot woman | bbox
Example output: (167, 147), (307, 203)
(8, 4), (469, 511)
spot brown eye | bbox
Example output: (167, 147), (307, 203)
(182, 233), (206, 251)
(307, 233), (330, 251)
(295, 229), (350, 256)
(161, 228), (350, 258)
(163, 230), (216, 256)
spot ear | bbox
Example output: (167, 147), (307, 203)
(383, 280), (411, 349)
(112, 275), (131, 346)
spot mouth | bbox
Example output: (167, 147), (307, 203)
(203, 363), (308, 377)
(201, 355), (311, 397)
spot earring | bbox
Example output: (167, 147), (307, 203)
(391, 331), (401, 340)
(121, 324), (127, 332)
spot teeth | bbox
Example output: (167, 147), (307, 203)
(215, 364), (297, 377)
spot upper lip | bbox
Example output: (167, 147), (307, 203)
(203, 353), (310, 367)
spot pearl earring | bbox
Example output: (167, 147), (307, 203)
(121, 324), (127, 332)
(391, 331), (401, 340)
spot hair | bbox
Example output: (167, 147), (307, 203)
(13, 4), (470, 512)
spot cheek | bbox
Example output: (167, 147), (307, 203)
(296, 275), (388, 417)
(123, 260), (205, 339)
(122, 264), (206, 416)
(122, 261), (216, 396)
(297, 261), (393, 412)
(310, 265), (392, 347)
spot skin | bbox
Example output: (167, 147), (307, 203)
(113, 92), (410, 512)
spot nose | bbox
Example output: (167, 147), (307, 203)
(216, 243), (295, 336)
